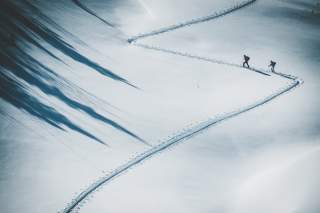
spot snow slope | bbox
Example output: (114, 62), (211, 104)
(0, 0), (319, 213)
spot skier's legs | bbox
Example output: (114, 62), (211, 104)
(243, 59), (249, 68)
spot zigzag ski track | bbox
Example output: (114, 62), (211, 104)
(61, 0), (303, 212)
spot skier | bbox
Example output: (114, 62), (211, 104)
(243, 55), (250, 68)
(269, 60), (276, 72)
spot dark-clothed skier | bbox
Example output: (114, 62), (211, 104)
(243, 55), (250, 68)
(269, 60), (276, 72)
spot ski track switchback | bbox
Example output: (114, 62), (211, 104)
(61, 0), (303, 212)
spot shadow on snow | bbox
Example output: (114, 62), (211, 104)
(0, 0), (146, 146)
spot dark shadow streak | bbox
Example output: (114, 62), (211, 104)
(0, 0), (146, 145)
(72, 0), (115, 27)
(0, 72), (106, 145)
(1, 51), (145, 144)
(2, 0), (137, 88)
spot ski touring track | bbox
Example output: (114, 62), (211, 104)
(61, 0), (303, 212)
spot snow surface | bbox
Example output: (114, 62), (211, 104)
(0, 0), (319, 213)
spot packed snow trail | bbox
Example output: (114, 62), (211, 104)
(133, 43), (271, 76)
(128, 0), (257, 42)
(61, 0), (302, 212)
(61, 76), (301, 213)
